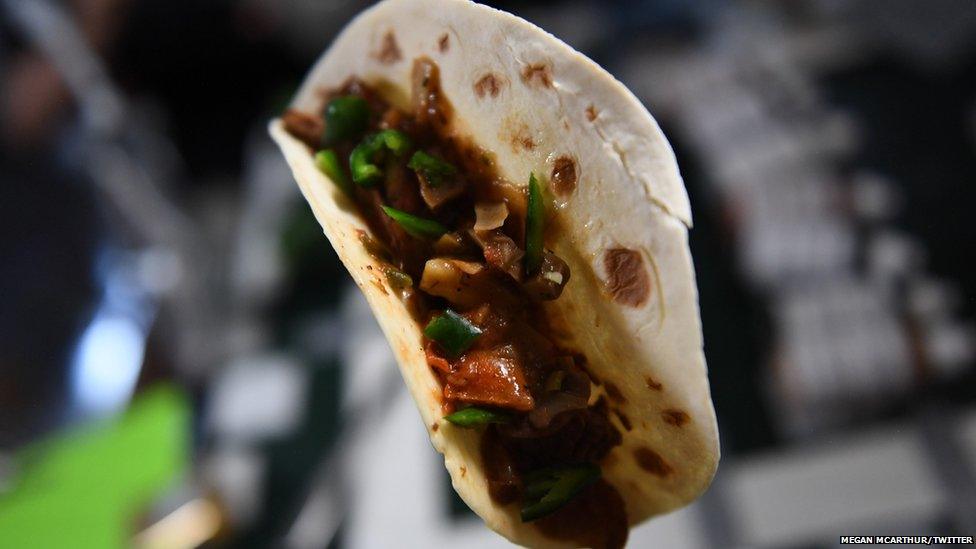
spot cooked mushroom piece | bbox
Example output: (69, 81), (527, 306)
(472, 229), (524, 281)
(474, 201), (509, 231)
(523, 251), (570, 300)
(419, 175), (466, 209)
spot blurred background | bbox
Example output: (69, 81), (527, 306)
(2, 0), (975, 547)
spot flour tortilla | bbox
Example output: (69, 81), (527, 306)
(269, 0), (719, 545)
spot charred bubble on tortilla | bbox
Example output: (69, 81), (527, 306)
(376, 30), (402, 64)
(633, 446), (673, 478)
(604, 247), (652, 307)
(661, 408), (690, 427)
(283, 57), (626, 547)
(550, 155), (577, 196)
(474, 73), (505, 99)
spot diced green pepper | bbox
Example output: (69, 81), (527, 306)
(525, 173), (545, 274)
(349, 130), (413, 186)
(423, 308), (481, 356)
(323, 96), (369, 145)
(314, 149), (353, 196)
(382, 266), (413, 291)
(408, 150), (457, 186)
(381, 206), (448, 240)
(520, 463), (601, 522)
(376, 129), (411, 156)
(350, 142), (383, 185)
(443, 407), (510, 427)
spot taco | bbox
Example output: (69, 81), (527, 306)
(269, 0), (719, 546)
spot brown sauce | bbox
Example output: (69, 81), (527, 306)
(535, 479), (628, 549)
(287, 57), (627, 547)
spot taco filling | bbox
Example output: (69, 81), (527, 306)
(283, 57), (627, 548)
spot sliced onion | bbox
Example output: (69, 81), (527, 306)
(474, 201), (509, 231)
(419, 258), (488, 307)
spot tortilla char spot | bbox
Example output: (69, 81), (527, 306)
(645, 376), (663, 391)
(520, 62), (553, 88)
(615, 410), (632, 431)
(604, 382), (626, 404)
(474, 73), (506, 98)
(662, 408), (690, 427)
(370, 277), (388, 295)
(634, 447), (673, 478)
(460, 465), (467, 477)
(585, 104), (599, 121)
(512, 130), (535, 151)
(604, 248), (651, 307)
(551, 155), (578, 196)
(438, 33), (449, 52)
(431, 423), (439, 432)
(376, 30), (402, 64)
(501, 117), (536, 152)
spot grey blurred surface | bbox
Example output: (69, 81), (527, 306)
(2, 0), (975, 547)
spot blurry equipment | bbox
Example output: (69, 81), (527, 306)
(1, 0), (975, 547)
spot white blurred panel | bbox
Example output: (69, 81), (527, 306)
(726, 426), (944, 547)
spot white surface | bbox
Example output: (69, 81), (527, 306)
(725, 426), (944, 547)
(208, 355), (306, 441)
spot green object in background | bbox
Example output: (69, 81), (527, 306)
(0, 385), (190, 549)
